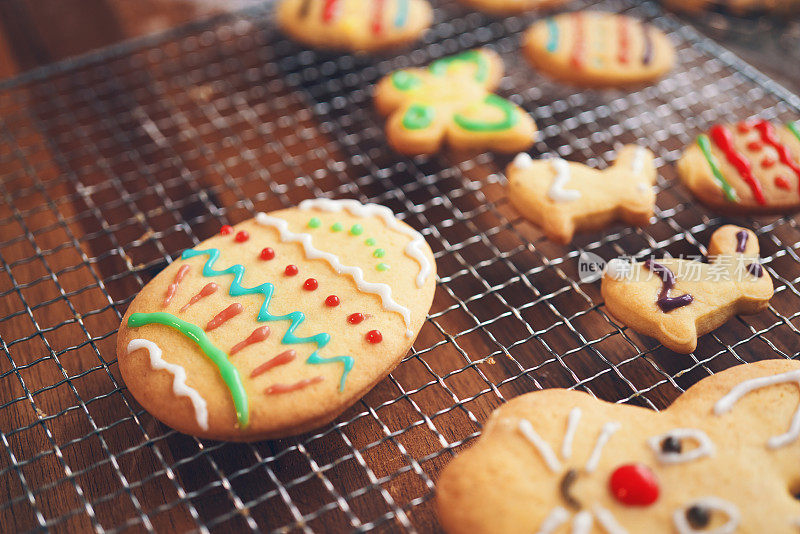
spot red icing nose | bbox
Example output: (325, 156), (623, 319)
(609, 463), (659, 506)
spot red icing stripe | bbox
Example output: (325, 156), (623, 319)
(205, 303), (243, 331)
(775, 176), (792, 190)
(230, 326), (270, 355)
(570, 12), (585, 69)
(372, 0), (385, 35)
(709, 124), (766, 205)
(617, 16), (629, 64)
(163, 265), (190, 307)
(265, 376), (324, 395)
(753, 120), (800, 196)
(250, 349), (296, 378)
(180, 282), (218, 312)
(322, 0), (338, 22)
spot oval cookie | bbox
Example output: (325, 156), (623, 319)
(678, 120), (800, 214)
(276, 0), (433, 53)
(117, 199), (437, 441)
(523, 12), (675, 87)
(457, 0), (571, 15)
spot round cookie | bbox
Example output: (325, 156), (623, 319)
(523, 11), (676, 87)
(678, 119), (800, 214)
(276, 0), (433, 53)
(457, 0), (571, 15)
(117, 199), (436, 441)
(374, 48), (537, 155)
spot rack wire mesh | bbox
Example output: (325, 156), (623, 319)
(1, 0), (800, 531)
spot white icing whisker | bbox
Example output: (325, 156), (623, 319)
(571, 510), (593, 534)
(257, 213), (414, 337)
(537, 506), (569, 534)
(548, 159), (581, 203)
(298, 198), (431, 287)
(128, 339), (209, 431)
(518, 418), (562, 473)
(593, 505), (628, 534)
(561, 407), (582, 460)
(585, 421), (621, 473)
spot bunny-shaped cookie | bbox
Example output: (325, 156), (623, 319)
(601, 225), (773, 353)
(437, 359), (800, 533)
(507, 145), (656, 244)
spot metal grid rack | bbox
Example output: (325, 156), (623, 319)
(1, 0), (799, 531)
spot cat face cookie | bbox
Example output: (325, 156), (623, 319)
(506, 145), (657, 244)
(456, 0), (570, 15)
(678, 120), (800, 214)
(276, 0), (433, 52)
(601, 225), (773, 353)
(436, 359), (800, 533)
(374, 48), (537, 155)
(117, 199), (436, 441)
(523, 12), (675, 87)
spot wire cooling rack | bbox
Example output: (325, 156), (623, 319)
(1, 0), (800, 532)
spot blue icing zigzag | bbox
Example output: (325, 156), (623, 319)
(182, 248), (354, 391)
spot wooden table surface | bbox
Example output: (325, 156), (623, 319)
(1, 1), (799, 533)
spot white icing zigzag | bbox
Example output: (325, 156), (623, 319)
(127, 339), (209, 431)
(256, 212), (415, 337)
(298, 198), (432, 288)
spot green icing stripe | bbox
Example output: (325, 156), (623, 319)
(402, 104), (435, 130)
(128, 312), (249, 428)
(788, 121), (800, 144)
(697, 134), (739, 203)
(392, 70), (422, 91)
(453, 94), (518, 133)
(429, 50), (488, 83)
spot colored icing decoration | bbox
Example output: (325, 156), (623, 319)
(331, 222), (343, 232)
(561, 407), (581, 460)
(376, 263), (389, 271)
(220, 225), (233, 235)
(298, 198), (432, 288)
(696, 134), (739, 202)
(348, 313), (365, 324)
(180, 282), (218, 312)
(547, 159), (581, 203)
(163, 264), (190, 307)
(429, 50), (488, 83)
(753, 120), (800, 186)
(735, 230), (748, 253)
(373, 248), (386, 258)
(617, 15), (629, 64)
(127, 312), (248, 427)
(762, 157), (776, 169)
(391, 70), (422, 91)
(230, 326), (270, 356)
(181, 247), (354, 391)
(709, 125), (766, 205)
(748, 262), (764, 277)
(205, 303), (244, 331)
(714, 369), (800, 449)
(585, 421), (620, 473)
(260, 247), (275, 260)
(641, 22), (653, 65)
(365, 237), (376, 246)
(775, 175), (791, 190)
(673, 497), (740, 534)
(644, 259), (694, 312)
(325, 295), (340, 307)
(298, 0), (312, 17)
(303, 278), (319, 291)
(788, 121), (800, 143)
(559, 469), (580, 510)
(322, 0), (338, 22)
(265, 376), (324, 395)
(513, 152), (534, 169)
(570, 12), (585, 69)
(647, 428), (715, 464)
(545, 18), (559, 53)
(518, 418), (562, 473)
(235, 230), (249, 243)
(350, 224), (363, 236)
(251, 349), (296, 378)
(127, 339), (209, 431)
(366, 330), (383, 343)
(285, 264), (299, 276)
(308, 217), (321, 228)
(394, 0), (408, 28)
(609, 463), (659, 506)
(371, 0), (385, 35)
(453, 94), (518, 133)
(737, 122), (751, 133)
(747, 141), (762, 151)
(402, 103), (435, 130)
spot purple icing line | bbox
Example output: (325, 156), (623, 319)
(735, 230), (749, 253)
(641, 23), (653, 65)
(644, 259), (694, 312)
(747, 262), (764, 278)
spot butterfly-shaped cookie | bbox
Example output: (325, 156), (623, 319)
(437, 359), (800, 533)
(601, 225), (773, 353)
(506, 144), (656, 244)
(374, 48), (537, 155)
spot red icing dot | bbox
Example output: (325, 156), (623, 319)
(284, 265), (298, 276)
(303, 278), (318, 291)
(609, 464), (659, 506)
(348, 313), (365, 324)
(761, 157), (776, 168)
(220, 224), (233, 235)
(366, 330), (382, 344)
(775, 175), (792, 190)
(260, 247), (275, 260)
(235, 230), (249, 243)
(746, 141), (762, 151)
(737, 121), (751, 133)
(325, 295), (340, 307)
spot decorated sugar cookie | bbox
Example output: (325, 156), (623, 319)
(437, 359), (800, 533)
(276, 0), (433, 52)
(663, 0), (800, 15)
(506, 145), (657, 244)
(374, 49), (537, 155)
(678, 120), (800, 214)
(523, 12), (675, 87)
(457, 0), (571, 15)
(117, 199), (436, 441)
(601, 225), (773, 353)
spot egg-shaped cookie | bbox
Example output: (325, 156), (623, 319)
(117, 199), (436, 441)
(276, 0), (433, 53)
(678, 120), (800, 214)
(523, 12), (675, 87)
